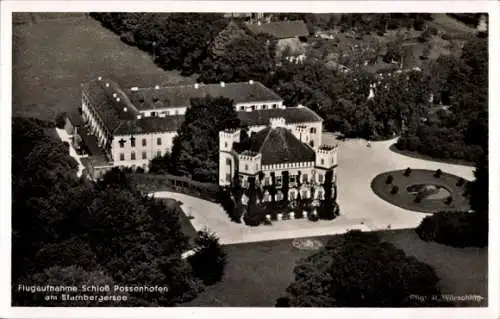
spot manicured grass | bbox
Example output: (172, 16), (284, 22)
(371, 169), (471, 213)
(182, 229), (487, 307)
(12, 16), (195, 121)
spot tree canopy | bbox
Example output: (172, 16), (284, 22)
(12, 118), (203, 306)
(169, 96), (240, 183)
(281, 230), (444, 307)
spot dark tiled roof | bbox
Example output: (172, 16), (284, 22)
(113, 115), (185, 135)
(126, 81), (283, 110)
(82, 78), (138, 132)
(245, 20), (309, 39)
(238, 106), (322, 127)
(247, 127), (315, 165)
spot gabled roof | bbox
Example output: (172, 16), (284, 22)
(126, 81), (283, 110)
(245, 20), (309, 39)
(238, 106), (322, 127)
(247, 127), (315, 165)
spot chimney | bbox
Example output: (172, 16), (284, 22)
(249, 80), (254, 85)
(105, 82), (110, 87)
(97, 76), (102, 81)
(155, 85), (160, 90)
(194, 83), (200, 89)
(220, 81), (225, 87)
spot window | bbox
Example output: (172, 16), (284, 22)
(321, 159), (325, 165)
(310, 127), (317, 134)
(142, 138), (147, 146)
(175, 109), (179, 115)
(165, 110), (169, 116)
(251, 105), (256, 111)
(240, 106), (245, 111)
(130, 137), (136, 147)
(272, 104), (277, 108)
(142, 151), (147, 159)
(290, 175), (296, 183)
(224, 142), (228, 148)
(255, 163), (259, 171)
(119, 153), (125, 161)
(276, 176), (282, 186)
(157, 150), (162, 157)
(303, 174), (308, 182)
(151, 112), (156, 117)
(309, 140), (314, 147)
(131, 152), (136, 160)
(226, 158), (231, 165)
(245, 164), (249, 171)
(119, 139), (125, 148)
(318, 174), (324, 183)
(262, 104), (266, 109)
(264, 177), (270, 185)
(157, 137), (162, 145)
(226, 173), (231, 182)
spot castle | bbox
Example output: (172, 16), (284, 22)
(71, 77), (338, 192)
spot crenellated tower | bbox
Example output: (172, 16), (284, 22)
(219, 128), (241, 186)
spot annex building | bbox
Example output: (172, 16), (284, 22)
(71, 76), (337, 185)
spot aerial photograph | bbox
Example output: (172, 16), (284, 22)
(10, 11), (488, 308)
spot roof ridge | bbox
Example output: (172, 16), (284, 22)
(258, 127), (274, 154)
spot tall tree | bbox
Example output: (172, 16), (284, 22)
(281, 230), (443, 307)
(171, 96), (240, 182)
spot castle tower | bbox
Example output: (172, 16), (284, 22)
(238, 151), (262, 187)
(315, 144), (339, 185)
(219, 128), (241, 186)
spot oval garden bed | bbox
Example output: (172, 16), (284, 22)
(370, 169), (471, 213)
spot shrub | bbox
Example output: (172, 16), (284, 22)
(415, 211), (487, 247)
(456, 177), (465, 187)
(445, 196), (453, 205)
(243, 212), (263, 226)
(308, 212), (319, 222)
(390, 185), (399, 194)
(414, 192), (424, 203)
(404, 167), (412, 177)
(434, 169), (443, 178)
(188, 229), (227, 285)
(54, 112), (68, 129)
(385, 175), (394, 184)
(441, 33), (451, 41)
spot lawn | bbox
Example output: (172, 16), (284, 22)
(371, 169), (471, 213)
(183, 229), (487, 307)
(429, 13), (477, 39)
(12, 15), (196, 121)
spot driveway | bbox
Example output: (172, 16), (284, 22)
(55, 128), (85, 177)
(153, 133), (475, 245)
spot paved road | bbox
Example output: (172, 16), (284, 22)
(155, 134), (474, 245)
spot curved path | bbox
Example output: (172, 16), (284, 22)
(153, 134), (474, 245)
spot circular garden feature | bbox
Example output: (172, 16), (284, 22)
(371, 169), (471, 213)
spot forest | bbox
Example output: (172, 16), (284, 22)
(12, 117), (225, 306)
(92, 12), (487, 163)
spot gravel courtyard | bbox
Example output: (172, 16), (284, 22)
(154, 133), (475, 245)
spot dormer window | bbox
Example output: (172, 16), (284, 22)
(251, 105), (256, 111)
(240, 106), (245, 111)
(119, 138), (126, 148)
(151, 112), (156, 117)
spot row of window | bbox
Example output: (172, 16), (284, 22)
(234, 173), (324, 186)
(147, 109), (181, 117)
(238, 103), (279, 111)
(119, 150), (164, 161)
(119, 137), (163, 148)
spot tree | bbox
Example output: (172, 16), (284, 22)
(282, 230), (443, 307)
(170, 96), (240, 183)
(188, 229), (227, 285)
(199, 34), (276, 83)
